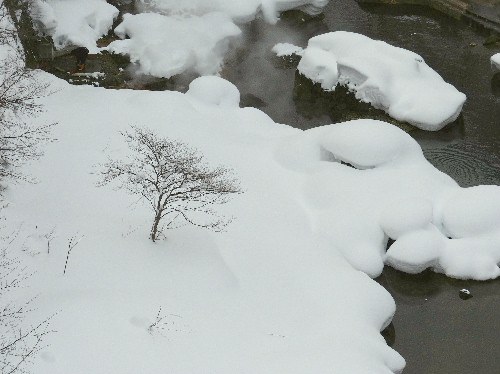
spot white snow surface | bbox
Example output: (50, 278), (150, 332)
(6, 73), (500, 374)
(492, 53), (500, 70)
(272, 42), (305, 57)
(30, 0), (118, 52)
(297, 31), (467, 130)
(107, 12), (241, 78)
(136, 0), (330, 23)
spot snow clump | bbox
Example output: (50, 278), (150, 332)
(136, 0), (330, 23)
(272, 42), (304, 57)
(186, 76), (240, 107)
(491, 53), (500, 71)
(297, 31), (467, 131)
(30, 0), (118, 52)
(107, 12), (241, 78)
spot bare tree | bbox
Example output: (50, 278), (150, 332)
(0, 3), (54, 187)
(98, 126), (242, 242)
(0, 236), (53, 374)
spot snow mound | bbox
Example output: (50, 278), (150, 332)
(297, 31), (467, 130)
(385, 186), (500, 280)
(186, 76), (240, 107)
(491, 53), (500, 71)
(272, 42), (304, 57)
(136, 0), (330, 23)
(30, 0), (118, 52)
(107, 12), (241, 78)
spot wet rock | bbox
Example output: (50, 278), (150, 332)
(241, 93), (267, 108)
(483, 34), (500, 46)
(459, 288), (473, 300)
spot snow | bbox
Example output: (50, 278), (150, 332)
(491, 53), (500, 71)
(297, 31), (467, 130)
(136, 0), (330, 24)
(107, 12), (241, 78)
(5, 72), (500, 373)
(272, 42), (304, 57)
(30, 0), (119, 53)
(186, 76), (240, 107)
(4, 2), (500, 373)
(6, 75), (406, 374)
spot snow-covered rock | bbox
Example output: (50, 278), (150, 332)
(186, 76), (240, 107)
(491, 53), (500, 71)
(30, 0), (118, 52)
(297, 31), (467, 130)
(136, 0), (330, 24)
(272, 42), (304, 57)
(107, 12), (241, 78)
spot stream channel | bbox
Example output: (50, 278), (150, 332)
(221, 1), (500, 373)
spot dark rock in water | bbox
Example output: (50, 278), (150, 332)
(459, 288), (473, 300)
(240, 93), (267, 108)
(491, 73), (500, 97)
(483, 34), (500, 46)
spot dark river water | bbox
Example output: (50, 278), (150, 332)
(222, 2), (500, 373)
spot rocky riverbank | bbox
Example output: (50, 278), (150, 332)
(356, 0), (500, 33)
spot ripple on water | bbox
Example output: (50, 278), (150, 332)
(423, 140), (500, 187)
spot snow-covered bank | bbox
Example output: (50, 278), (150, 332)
(30, 0), (118, 53)
(5, 74), (500, 374)
(7, 74), (404, 374)
(295, 31), (467, 130)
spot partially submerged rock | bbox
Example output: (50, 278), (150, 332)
(296, 31), (467, 131)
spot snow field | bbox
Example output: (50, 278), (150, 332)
(294, 31), (467, 130)
(5, 74), (500, 374)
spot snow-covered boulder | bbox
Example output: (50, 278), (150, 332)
(107, 12), (241, 78)
(297, 31), (467, 130)
(186, 76), (240, 107)
(29, 0), (118, 52)
(491, 53), (500, 71)
(272, 43), (304, 57)
(135, 0), (330, 24)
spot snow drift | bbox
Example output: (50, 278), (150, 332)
(296, 31), (467, 130)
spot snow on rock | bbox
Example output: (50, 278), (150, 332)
(30, 0), (118, 52)
(380, 198), (434, 240)
(385, 183), (500, 279)
(136, 0), (330, 24)
(491, 53), (500, 71)
(440, 185), (500, 239)
(385, 226), (444, 274)
(107, 12), (241, 78)
(272, 42), (304, 57)
(297, 46), (338, 90)
(186, 76), (240, 107)
(297, 31), (467, 130)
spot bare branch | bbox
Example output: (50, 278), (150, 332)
(98, 126), (242, 241)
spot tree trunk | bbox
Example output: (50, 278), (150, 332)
(150, 211), (162, 242)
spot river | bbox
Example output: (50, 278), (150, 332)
(222, 1), (500, 373)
